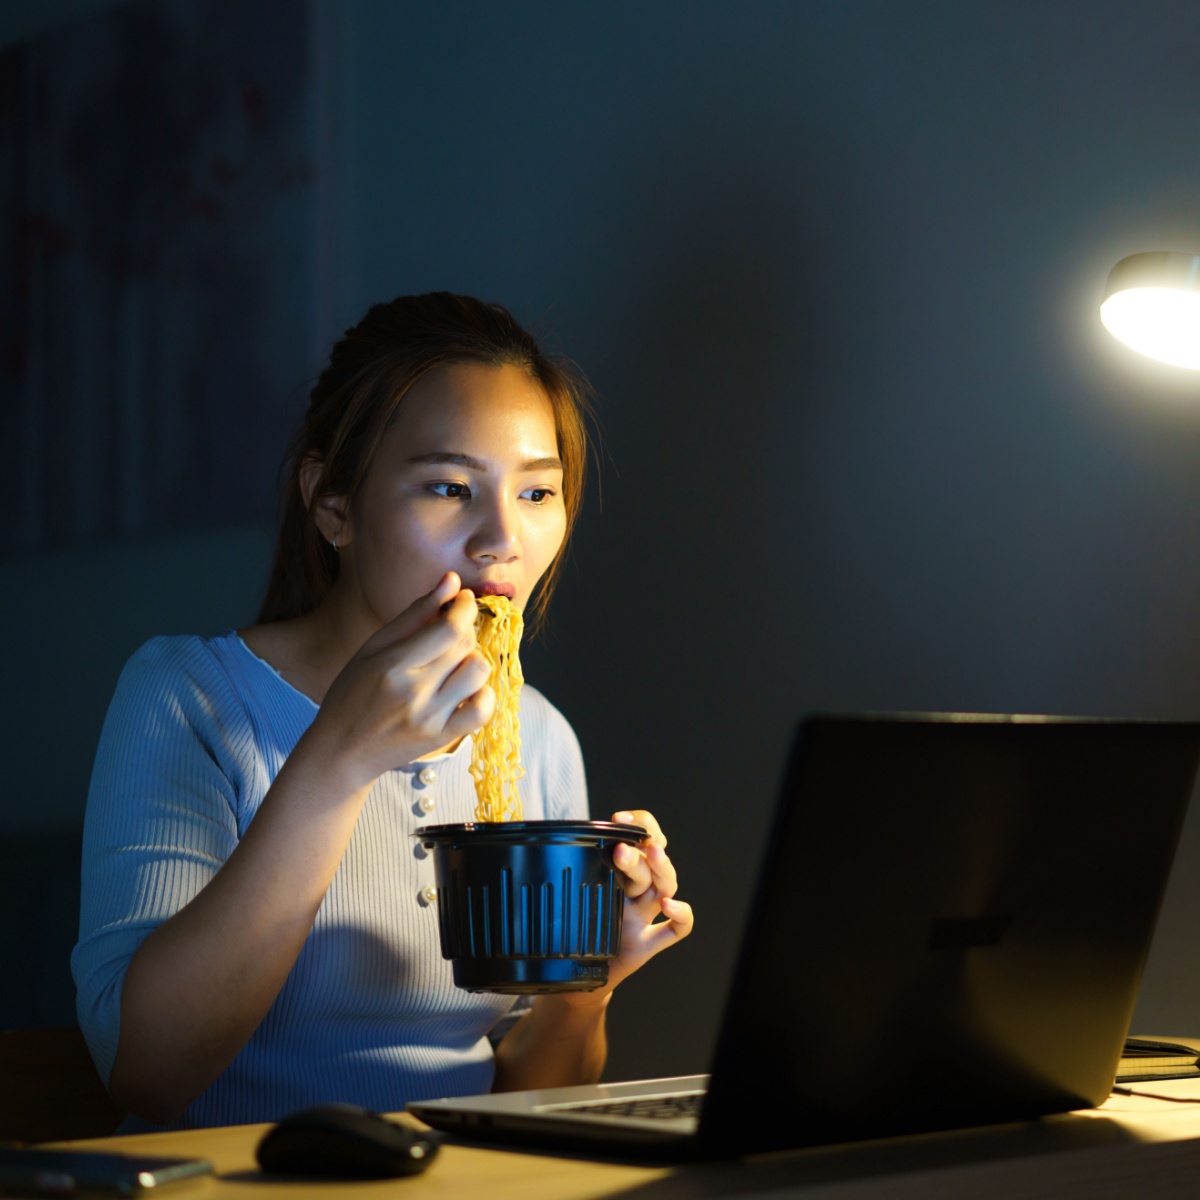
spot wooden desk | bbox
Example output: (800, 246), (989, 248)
(50, 1078), (1200, 1200)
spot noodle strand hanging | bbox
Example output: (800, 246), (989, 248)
(469, 595), (525, 821)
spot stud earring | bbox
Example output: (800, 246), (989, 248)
(331, 535), (339, 552)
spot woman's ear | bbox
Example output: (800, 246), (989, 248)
(300, 454), (351, 550)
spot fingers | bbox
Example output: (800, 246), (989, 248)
(612, 809), (676, 924)
(394, 587), (480, 671)
(384, 605), (492, 741)
(614, 841), (677, 901)
(600, 892), (693, 994)
(613, 809), (666, 849)
(351, 588), (476, 727)
(326, 574), (491, 750)
(594, 815), (692, 995)
(388, 568), (463, 638)
(657, 897), (694, 942)
(361, 572), (463, 655)
(440, 667), (497, 738)
(436, 646), (491, 706)
(613, 842), (647, 896)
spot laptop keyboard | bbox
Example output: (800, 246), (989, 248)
(541, 1092), (703, 1121)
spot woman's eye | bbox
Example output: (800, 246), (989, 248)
(429, 482), (471, 499)
(522, 486), (557, 503)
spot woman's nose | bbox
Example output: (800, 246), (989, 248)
(467, 498), (520, 562)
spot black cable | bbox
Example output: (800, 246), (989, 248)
(1111, 1085), (1200, 1104)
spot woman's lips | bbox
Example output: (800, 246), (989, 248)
(474, 582), (515, 599)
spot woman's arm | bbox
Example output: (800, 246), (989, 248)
(108, 575), (490, 1123)
(109, 733), (371, 1123)
(491, 809), (693, 1093)
(491, 993), (609, 1091)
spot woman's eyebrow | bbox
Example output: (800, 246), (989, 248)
(407, 451), (563, 471)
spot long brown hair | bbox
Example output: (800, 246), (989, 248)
(258, 293), (593, 631)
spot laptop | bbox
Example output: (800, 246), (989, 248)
(408, 713), (1200, 1159)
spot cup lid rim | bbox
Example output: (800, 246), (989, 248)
(415, 819), (648, 842)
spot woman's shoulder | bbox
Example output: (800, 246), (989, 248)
(90, 634), (262, 795)
(520, 684), (574, 736)
(118, 630), (315, 724)
(119, 631), (242, 687)
(519, 685), (587, 815)
(520, 685), (583, 764)
(109, 632), (253, 724)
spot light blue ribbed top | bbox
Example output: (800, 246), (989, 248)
(71, 632), (587, 1130)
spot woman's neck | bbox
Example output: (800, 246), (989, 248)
(239, 592), (367, 707)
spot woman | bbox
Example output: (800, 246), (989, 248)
(72, 293), (693, 1130)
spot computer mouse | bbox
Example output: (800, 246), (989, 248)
(256, 1103), (440, 1179)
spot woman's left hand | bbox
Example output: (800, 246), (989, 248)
(595, 809), (694, 995)
(498, 809), (692, 1088)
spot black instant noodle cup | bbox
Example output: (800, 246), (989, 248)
(416, 820), (647, 993)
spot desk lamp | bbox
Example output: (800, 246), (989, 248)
(1101, 251), (1200, 369)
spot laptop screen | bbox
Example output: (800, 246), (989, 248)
(700, 714), (1200, 1154)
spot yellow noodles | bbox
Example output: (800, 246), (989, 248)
(469, 595), (525, 822)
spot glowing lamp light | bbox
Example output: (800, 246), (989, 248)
(1101, 252), (1200, 370)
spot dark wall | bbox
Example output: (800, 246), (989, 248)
(322, 0), (1200, 1076)
(6, 0), (1200, 1080)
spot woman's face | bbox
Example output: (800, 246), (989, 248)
(336, 362), (567, 628)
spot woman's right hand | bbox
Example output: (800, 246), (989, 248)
(111, 570), (494, 1124)
(309, 571), (495, 790)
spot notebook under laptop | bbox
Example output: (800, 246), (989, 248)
(408, 713), (1200, 1160)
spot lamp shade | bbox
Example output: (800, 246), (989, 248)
(1101, 251), (1200, 370)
